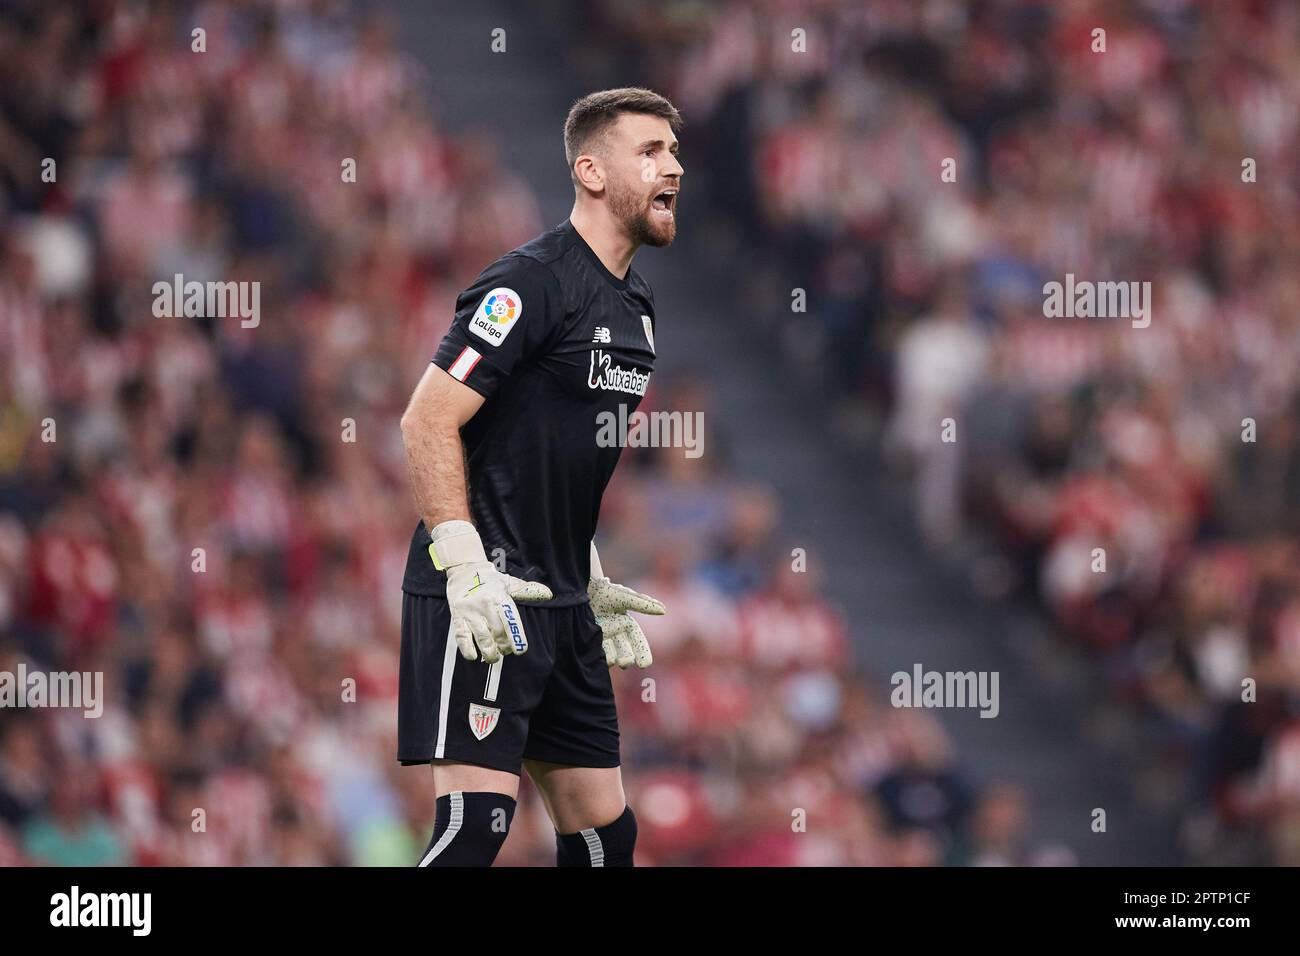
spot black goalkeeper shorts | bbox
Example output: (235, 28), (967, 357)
(397, 591), (621, 774)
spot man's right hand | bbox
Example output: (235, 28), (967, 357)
(428, 520), (553, 663)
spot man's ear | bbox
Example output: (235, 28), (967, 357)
(574, 155), (605, 195)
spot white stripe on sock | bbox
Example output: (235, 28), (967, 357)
(581, 827), (605, 867)
(419, 791), (465, 867)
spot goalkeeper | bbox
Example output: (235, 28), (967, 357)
(397, 88), (683, 867)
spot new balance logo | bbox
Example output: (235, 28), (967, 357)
(592, 327), (612, 344)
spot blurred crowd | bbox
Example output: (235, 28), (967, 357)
(590, 0), (1300, 863)
(0, 0), (1052, 867)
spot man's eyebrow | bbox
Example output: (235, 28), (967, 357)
(635, 139), (680, 152)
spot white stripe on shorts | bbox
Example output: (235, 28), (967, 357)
(434, 618), (457, 759)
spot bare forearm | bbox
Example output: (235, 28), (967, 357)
(400, 408), (471, 530)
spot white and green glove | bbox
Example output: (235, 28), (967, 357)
(429, 520), (553, 663)
(588, 542), (665, 670)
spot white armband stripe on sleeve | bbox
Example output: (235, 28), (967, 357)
(448, 345), (482, 382)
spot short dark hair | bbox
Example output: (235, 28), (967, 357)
(563, 87), (682, 184)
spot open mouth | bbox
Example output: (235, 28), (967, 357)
(651, 188), (678, 218)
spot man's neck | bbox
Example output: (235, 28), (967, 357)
(570, 203), (637, 280)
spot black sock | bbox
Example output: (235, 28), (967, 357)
(556, 804), (637, 867)
(418, 791), (516, 867)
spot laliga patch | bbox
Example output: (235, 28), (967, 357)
(469, 287), (522, 347)
(641, 314), (655, 353)
(469, 703), (501, 741)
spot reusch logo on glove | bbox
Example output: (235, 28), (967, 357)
(501, 604), (526, 652)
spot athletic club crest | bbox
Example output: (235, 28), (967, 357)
(468, 703), (501, 741)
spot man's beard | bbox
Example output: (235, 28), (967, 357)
(608, 177), (675, 248)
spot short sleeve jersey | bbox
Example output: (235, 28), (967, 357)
(401, 220), (657, 605)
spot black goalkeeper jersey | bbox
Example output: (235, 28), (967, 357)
(401, 219), (657, 606)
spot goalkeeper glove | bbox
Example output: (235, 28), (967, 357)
(428, 520), (553, 663)
(588, 542), (664, 669)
